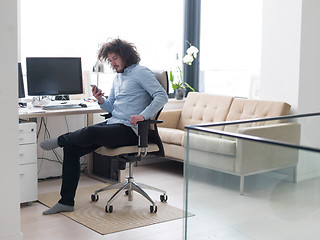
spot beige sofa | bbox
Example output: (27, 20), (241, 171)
(158, 92), (301, 194)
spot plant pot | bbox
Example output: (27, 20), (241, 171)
(174, 88), (186, 100)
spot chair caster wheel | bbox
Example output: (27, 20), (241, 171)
(150, 205), (157, 213)
(91, 194), (99, 202)
(160, 194), (168, 202)
(105, 205), (113, 213)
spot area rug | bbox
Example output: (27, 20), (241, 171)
(38, 183), (191, 235)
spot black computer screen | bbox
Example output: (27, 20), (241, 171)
(26, 57), (83, 96)
(18, 62), (25, 98)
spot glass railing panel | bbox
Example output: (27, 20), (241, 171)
(184, 112), (320, 240)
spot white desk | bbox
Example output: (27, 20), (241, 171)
(19, 100), (104, 122)
(19, 100), (105, 180)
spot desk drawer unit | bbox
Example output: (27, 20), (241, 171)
(19, 144), (37, 165)
(18, 122), (38, 204)
(19, 123), (36, 144)
(19, 163), (37, 203)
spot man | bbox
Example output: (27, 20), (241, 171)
(40, 38), (168, 215)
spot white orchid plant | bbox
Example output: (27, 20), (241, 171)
(169, 41), (199, 91)
(183, 41), (199, 65)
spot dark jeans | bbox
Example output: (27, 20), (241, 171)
(57, 122), (138, 206)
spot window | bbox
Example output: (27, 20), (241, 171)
(20, 0), (183, 94)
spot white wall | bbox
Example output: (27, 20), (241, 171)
(299, 0), (320, 113)
(260, 0), (302, 112)
(260, 0), (320, 181)
(0, 0), (23, 239)
(297, 0), (320, 181)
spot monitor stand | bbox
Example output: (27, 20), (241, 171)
(55, 95), (69, 101)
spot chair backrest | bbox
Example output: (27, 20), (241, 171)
(150, 70), (169, 123)
(153, 70), (169, 94)
(148, 70), (168, 156)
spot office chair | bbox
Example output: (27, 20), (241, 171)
(90, 70), (169, 213)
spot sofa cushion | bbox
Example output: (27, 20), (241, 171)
(188, 132), (236, 156)
(224, 98), (291, 133)
(158, 127), (185, 146)
(177, 92), (234, 130)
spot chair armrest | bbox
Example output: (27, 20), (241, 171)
(137, 119), (163, 125)
(158, 110), (182, 129)
(137, 120), (163, 148)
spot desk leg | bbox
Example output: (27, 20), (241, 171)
(86, 113), (94, 176)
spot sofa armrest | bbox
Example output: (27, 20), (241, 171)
(235, 122), (301, 174)
(238, 122), (301, 144)
(158, 109), (182, 129)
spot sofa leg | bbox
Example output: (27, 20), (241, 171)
(293, 166), (297, 183)
(240, 176), (244, 195)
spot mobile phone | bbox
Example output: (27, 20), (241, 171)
(90, 84), (100, 91)
(90, 84), (102, 96)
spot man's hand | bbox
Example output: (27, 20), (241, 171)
(91, 85), (105, 104)
(130, 115), (145, 126)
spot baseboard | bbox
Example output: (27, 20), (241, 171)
(296, 171), (320, 182)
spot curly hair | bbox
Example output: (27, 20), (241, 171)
(98, 38), (141, 68)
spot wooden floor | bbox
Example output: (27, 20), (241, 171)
(21, 160), (320, 240)
(20, 161), (185, 240)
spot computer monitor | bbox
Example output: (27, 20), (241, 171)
(26, 57), (83, 97)
(18, 62), (25, 98)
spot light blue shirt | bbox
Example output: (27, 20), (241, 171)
(99, 64), (168, 129)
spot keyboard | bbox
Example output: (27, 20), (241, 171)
(42, 104), (82, 110)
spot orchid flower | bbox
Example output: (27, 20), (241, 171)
(182, 43), (199, 65)
(182, 54), (194, 65)
(186, 45), (199, 58)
